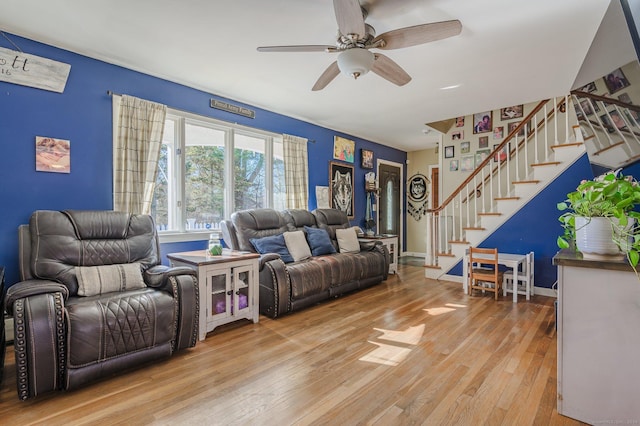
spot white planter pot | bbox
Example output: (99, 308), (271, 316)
(574, 216), (628, 260)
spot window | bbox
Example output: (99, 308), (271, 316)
(152, 110), (284, 239)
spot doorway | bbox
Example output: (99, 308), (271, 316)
(377, 160), (403, 249)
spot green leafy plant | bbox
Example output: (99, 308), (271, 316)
(557, 169), (640, 267)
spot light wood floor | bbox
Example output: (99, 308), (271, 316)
(0, 263), (586, 425)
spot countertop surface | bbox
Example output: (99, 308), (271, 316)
(552, 249), (634, 272)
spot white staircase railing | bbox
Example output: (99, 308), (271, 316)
(572, 90), (640, 169)
(425, 96), (578, 272)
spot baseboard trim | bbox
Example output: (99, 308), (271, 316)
(436, 276), (557, 298)
(401, 251), (426, 258)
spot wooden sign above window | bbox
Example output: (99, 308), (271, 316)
(210, 99), (255, 119)
(0, 47), (71, 93)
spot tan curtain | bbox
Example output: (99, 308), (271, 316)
(113, 95), (167, 214)
(283, 134), (309, 209)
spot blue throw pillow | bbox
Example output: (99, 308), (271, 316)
(304, 226), (337, 256)
(250, 234), (294, 263)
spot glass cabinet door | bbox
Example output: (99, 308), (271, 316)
(208, 269), (231, 318)
(233, 265), (252, 315)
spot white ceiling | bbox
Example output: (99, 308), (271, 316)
(0, 0), (629, 151)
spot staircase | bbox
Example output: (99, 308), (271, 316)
(572, 90), (640, 170)
(424, 96), (586, 279)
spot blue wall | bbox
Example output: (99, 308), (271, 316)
(448, 153), (595, 289)
(0, 34), (406, 286)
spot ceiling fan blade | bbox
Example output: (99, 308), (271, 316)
(312, 61), (340, 91)
(371, 53), (411, 86)
(257, 45), (336, 53)
(333, 0), (366, 38)
(373, 20), (462, 50)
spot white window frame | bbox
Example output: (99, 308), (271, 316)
(158, 108), (282, 243)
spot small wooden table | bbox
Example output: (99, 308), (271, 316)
(358, 234), (398, 274)
(167, 250), (259, 340)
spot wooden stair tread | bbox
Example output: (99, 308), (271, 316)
(423, 264), (441, 270)
(478, 212), (501, 216)
(463, 227), (485, 231)
(513, 180), (540, 184)
(594, 141), (624, 156)
(550, 142), (583, 149)
(584, 134), (596, 141)
(495, 196), (520, 201)
(531, 161), (561, 167)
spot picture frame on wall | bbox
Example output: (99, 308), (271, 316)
(449, 159), (459, 171)
(455, 116), (465, 127)
(460, 155), (474, 172)
(333, 136), (355, 163)
(475, 149), (491, 167)
(493, 143), (508, 162)
(604, 67), (630, 94)
(579, 82), (597, 93)
(507, 121), (525, 137)
(36, 136), (71, 173)
(473, 111), (492, 134)
(329, 161), (354, 218)
(361, 149), (374, 169)
(478, 136), (489, 148)
(500, 105), (523, 120)
(452, 130), (464, 140)
(493, 126), (504, 139)
(460, 141), (470, 153)
(444, 145), (455, 158)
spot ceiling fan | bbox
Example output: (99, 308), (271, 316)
(257, 0), (462, 91)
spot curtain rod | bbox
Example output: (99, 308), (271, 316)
(107, 90), (316, 143)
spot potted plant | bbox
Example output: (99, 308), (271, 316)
(557, 169), (640, 268)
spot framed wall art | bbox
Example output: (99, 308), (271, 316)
(333, 136), (355, 163)
(460, 155), (474, 172)
(36, 136), (70, 173)
(478, 136), (489, 148)
(449, 159), (459, 171)
(455, 116), (465, 127)
(452, 130), (464, 140)
(329, 161), (354, 218)
(475, 149), (491, 167)
(500, 105), (523, 120)
(493, 126), (504, 139)
(361, 149), (374, 169)
(473, 111), (492, 134)
(460, 141), (470, 154)
(444, 145), (455, 158)
(604, 68), (630, 94)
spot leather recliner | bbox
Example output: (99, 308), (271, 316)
(5, 210), (199, 400)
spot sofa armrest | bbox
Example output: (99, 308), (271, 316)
(5, 279), (69, 316)
(144, 265), (197, 289)
(144, 265), (199, 350)
(358, 240), (381, 252)
(259, 253), (281, 270)
(258, 257), (291, 318)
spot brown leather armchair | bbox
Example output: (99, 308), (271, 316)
(5, 210), (199, 400)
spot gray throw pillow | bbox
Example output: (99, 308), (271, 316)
(76, 263), (146, 296)
(336, 228), (361, 254)
(283, 230), (312, 261)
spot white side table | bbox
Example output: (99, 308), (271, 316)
(167, 250), (259, 340)
(358, 235), (398, 274)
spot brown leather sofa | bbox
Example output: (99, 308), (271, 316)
(5, 210), (199, 400)
(221, 208), (389, 318)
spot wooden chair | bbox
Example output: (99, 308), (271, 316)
(503, 251), (534, 301)
(468, 247), (504, 300)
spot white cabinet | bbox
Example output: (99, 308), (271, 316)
(167, 250), (259, 341)
(555, 252), (640, 423)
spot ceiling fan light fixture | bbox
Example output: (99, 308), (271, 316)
(337, 48), (374, 79)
